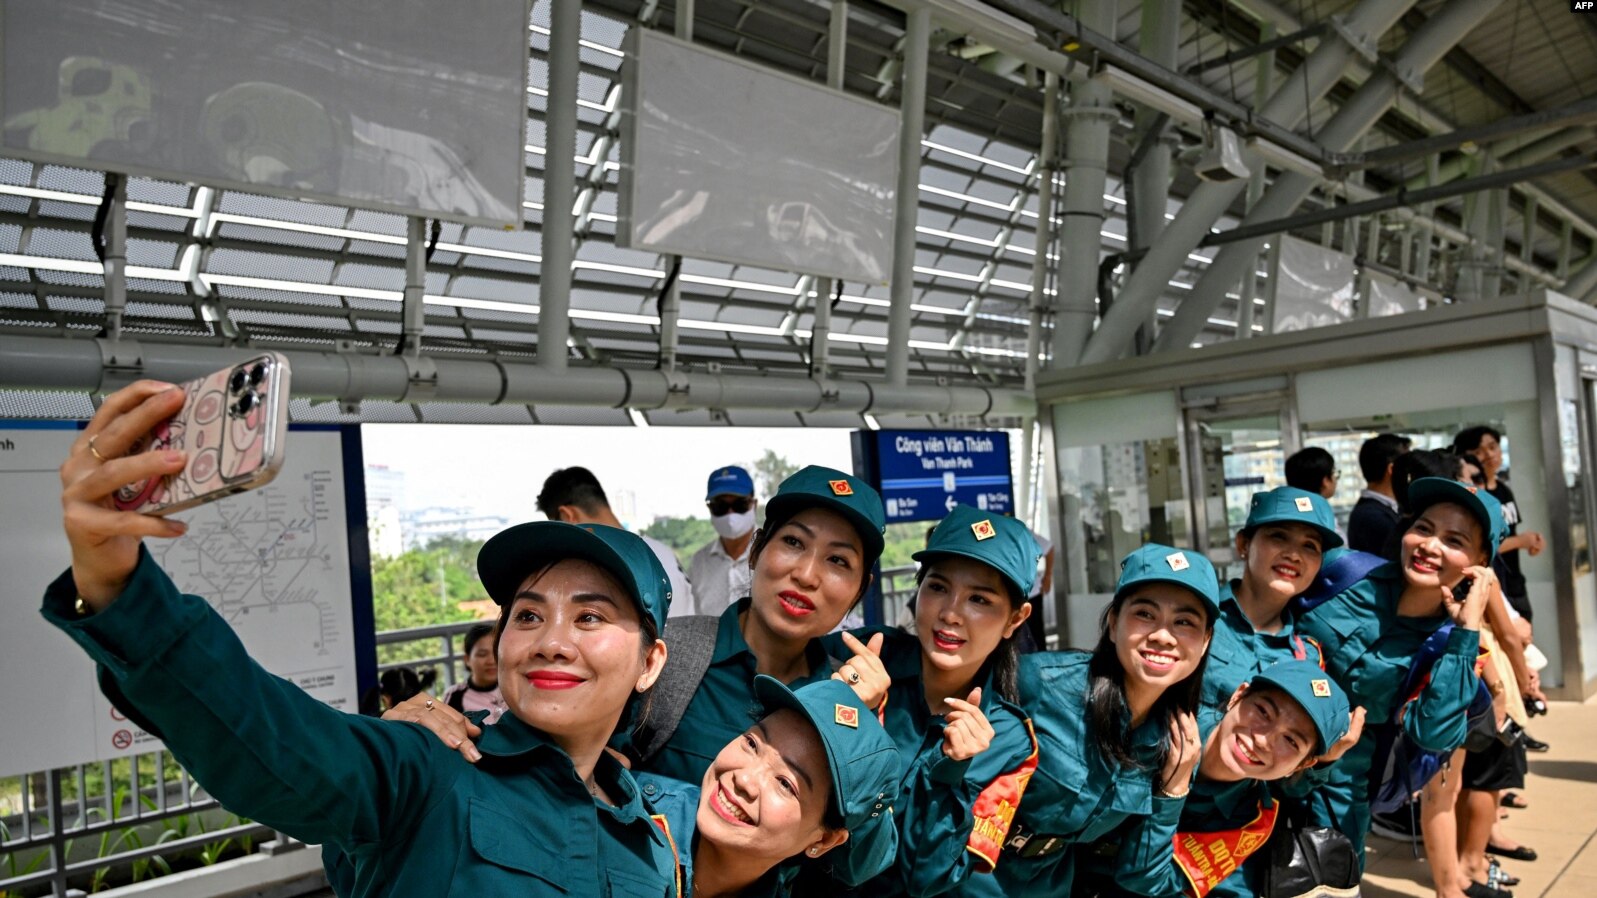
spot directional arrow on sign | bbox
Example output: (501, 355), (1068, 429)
(945, 495), (958, 512)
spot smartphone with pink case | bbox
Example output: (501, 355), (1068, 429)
(112, 353), (291, 516)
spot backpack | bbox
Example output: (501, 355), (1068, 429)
(1365, 622), (1494, 815)
(1292, 549), (1387, 613)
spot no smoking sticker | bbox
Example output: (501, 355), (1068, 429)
(111, 730), (133, 750)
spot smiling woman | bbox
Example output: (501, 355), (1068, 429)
(994, 543), (1219, 898)
(44, 381), (680, 898)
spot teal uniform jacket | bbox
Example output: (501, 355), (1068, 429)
(855, 630), (1036, 898)
(41, 550), (680, 898)
(1086, 707), (1276, 898)
(994, 652), (1185, 898)
(646, 598), (835, 784)
(1201, 583), (1324, 711)
(1295, 562), (1481, 861)
(634, 773), (803, 897)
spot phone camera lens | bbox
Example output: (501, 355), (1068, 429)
(249, 363), (267, 386)
(229, 370), (248, 393)
(234, 392), (258, 415)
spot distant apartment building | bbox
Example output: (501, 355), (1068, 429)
(365, 464), (408, 559)
(404, 507), (511, 549)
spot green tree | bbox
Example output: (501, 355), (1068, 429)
(642, 516), (717, 567)
(750, 449), (798, 497)
(370, 536), (486, 667)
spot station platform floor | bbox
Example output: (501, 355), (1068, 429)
(1362, 694), (1597, 898)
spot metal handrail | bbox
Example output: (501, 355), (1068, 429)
(1, 564), (925, 895)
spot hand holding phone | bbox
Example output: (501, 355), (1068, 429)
(112, 353), (291, 516)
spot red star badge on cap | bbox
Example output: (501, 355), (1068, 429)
(829, 479), (854, 496)
(971, 520), (996, 541)
(1312, 679), (1332, 698)
(834, 704), (859, 728)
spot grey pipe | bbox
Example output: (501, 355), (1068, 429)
(1050, 0), (1117, 367)
(1077, 0), (1418, 365)
(887, 7), (931, 388)
(1152, 0), (1504, 352)
(1024, 71), (1059, 391)
(538, 0), (581, 370)
(0, 334), (1034, 418)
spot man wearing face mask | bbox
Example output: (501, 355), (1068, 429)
(685, 465), (758, 618)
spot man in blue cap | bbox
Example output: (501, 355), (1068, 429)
(687, 465), (759, 617)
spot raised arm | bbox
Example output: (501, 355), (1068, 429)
(49, 382), (455, 850)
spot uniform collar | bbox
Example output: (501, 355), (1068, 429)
(713, 597), (830, 675)
(1220, 583), (1298, 635)
(476, 716), (662, 836)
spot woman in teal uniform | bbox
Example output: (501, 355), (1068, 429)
(637, 677), (903, 896)
(47, 382), (681, 897)
(1296, 476), (1504, 864)
(631, 465), (888, 784)
(1084, 659), (1355, 898)
(1202, 486), (1342, 708)
(826, 504), (1040, 896)
(993, 543), (1217, 897)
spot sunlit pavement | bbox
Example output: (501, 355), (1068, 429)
(1362, 695), (1597, 898)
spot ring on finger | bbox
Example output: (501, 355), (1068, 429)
(87, 435), (110, 462)
(847, 670), (861, 685)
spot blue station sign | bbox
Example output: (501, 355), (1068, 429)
(851, 429), (1013, 524)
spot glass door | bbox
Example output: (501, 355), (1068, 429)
(1184, 400), (1293, 581)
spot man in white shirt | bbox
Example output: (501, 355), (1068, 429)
(685, 465), (757, 618)
(535, 465), (695, 616)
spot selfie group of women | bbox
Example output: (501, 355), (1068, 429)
(45, 381), (1515, 898)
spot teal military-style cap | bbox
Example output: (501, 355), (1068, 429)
(1250, 659), (1351, 754)
(1408, 476), (1509, 562)
(1115, 543), (1222, 619)
(1244, 486), (1345, 549)
(913, 504), (1040, 599)
(477, 521), (671, 635)
(763, 465), (887, 562)
(752, 676), (903, 887)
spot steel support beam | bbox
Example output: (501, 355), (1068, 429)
(398, 217), (426, 357)
(99, 175), (128, 343)
(1079, 0), (1418, 364)
(1336, 97), (1597, 176)
(811, 0), (850, 381)
(887, 7), (930, 388)
(1129, 0), (1180, 352)
(1153, 0), (1505, 352)
(538, 0), (581, 371)
(1024, 71), (1059, 390)
(0, 333), (1034, 418)
(1049, 0), (1116, 367)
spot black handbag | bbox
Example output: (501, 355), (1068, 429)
(1258, 802), (1360, 898)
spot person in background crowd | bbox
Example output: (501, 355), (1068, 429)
(828, 504), (1038, 896)
(537, 465), (695, 616)
(1451, 427), (1544, 625)
(688, 465), (759, 618)
(1348, 433), (1412, 554)
(441, 623), (507, 724)
(49, 382), (679, 897)
(994, 544), (1214, 897)
(1297, 477), (1504, 869)
(1285, 447), (1339, 499)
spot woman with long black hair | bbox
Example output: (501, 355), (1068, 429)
(993, 543), (1217, 897)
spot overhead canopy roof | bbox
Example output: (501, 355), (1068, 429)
(0, 0), (1591, 424)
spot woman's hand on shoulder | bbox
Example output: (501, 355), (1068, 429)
(61, 381), (191, 607)
(832, 631), (891, 711)
(383, 693), (483, 763)
(1158, 710), (1201, 798)
(941, 687), (994, 762)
